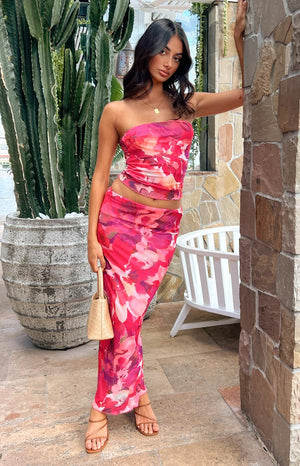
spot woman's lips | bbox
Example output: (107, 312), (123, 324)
(158, 69), (170, 78)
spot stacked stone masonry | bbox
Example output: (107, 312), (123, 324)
(240, 1), (300, 465)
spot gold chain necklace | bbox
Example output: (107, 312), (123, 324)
(142, 96), (165, 114)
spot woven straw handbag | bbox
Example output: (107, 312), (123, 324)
(87, 268), (114, 340)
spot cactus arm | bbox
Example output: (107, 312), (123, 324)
(37, 30), (65, 218)
(77, 82), (93, 127)
(0, 72), (32, 217)
(62, 48), (73, 113)
(108, 0), (129, 33)
(60, 48), (93, 212)
(23, 0), (43, 39)
(60, 48), (77, 213)
(88, 22), (113, 179)
(99, 0), (109, 17)
(60, 115), (78, 213)
(51, 0), (70, 44)
(82, 93), (94, 179)
(40, 0), (55, 29)
(15, 4), (50, 213)
(0, 3), (41, 218)
(52, 1), (79, 50)
(114, 7), (134, 52)
(51, 0), (67, 28)
(4, 0), (47, 212)
(31, 39), (55, 217)
(73, 62), (85, 120)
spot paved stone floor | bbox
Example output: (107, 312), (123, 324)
(0, 298), (278, 464)
(0, 220), (276, 465)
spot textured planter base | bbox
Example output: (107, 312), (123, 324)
(1, 213), (96, 349)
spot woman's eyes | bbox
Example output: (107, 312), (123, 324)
(159, 50), (181, 62)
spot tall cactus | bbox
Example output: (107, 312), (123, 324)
(83, 0), (134, 194)
(0, 0), (92, 218)
(0, 0), (134, 217)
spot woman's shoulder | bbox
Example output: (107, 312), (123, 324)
(103, 100), (125, 117)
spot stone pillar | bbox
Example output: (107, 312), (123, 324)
(240, 1), (300, 465)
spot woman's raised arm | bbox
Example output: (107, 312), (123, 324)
(192, 0), (247, 118)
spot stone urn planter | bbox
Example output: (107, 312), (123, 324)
(0, 213), (96, 350)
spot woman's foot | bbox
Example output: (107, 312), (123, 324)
(134, 392), (159, 436)
(85, 408), (109, 454)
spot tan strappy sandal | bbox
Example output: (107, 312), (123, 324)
(85, 415), (109, 454)
(134, 402), (159, 436)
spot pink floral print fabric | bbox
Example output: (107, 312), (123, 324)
(119, 120), (193, 200)
(93, 188), (182, 415)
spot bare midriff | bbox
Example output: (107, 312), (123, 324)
(111, 177), (182, 210)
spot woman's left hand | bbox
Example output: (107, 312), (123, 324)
(235, 0), (248, 38)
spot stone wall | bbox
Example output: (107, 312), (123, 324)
(158, 1), (243, 302)
(240, 1), (300, 465)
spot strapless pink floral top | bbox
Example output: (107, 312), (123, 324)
(118, 120), (194, 200)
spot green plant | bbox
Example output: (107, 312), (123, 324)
(0, 0), (93, 218)
(82, 0), (134, 198)
(0, 0), (133, 218)
(190, 2), (210, 170)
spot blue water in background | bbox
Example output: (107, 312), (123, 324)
(0, 170), (17, 219)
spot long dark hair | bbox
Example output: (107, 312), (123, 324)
(123, 18), (195, 118)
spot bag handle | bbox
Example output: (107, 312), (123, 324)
(96, 268), (105, 299)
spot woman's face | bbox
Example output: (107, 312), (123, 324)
(148, 34), (183, 84)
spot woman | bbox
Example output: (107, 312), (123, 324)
(85, 0), (247, 453)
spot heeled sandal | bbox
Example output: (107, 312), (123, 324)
(134, 402), (159, 437)
(85, 415), (109, 454)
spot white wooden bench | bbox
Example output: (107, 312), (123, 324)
(170, 226), (240, 337)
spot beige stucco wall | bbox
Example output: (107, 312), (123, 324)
(158, 1), (243, 302)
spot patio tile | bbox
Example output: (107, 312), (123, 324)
(0, 323), (33, 352)
(157, 431), (276, 465)
(142, 305), (170, 331)
(158, 349), (239, 393)
(206, 323), (241, 351)
(47, 368), (98, 413)
(1, 437), (161, 465)
(0, 351), (9, 382)
(0, 376), (47, 424)
(156, 301), (234, 330)
(6, 341), (98, 380)
(143, 359), (175, 397)
(218, 385), (248, 427)
(1, 409), (88, 449)
(152, 301), (184, 328)
(142, 328), (221, 361)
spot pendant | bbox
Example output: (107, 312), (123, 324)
(154, 108), (160, 114)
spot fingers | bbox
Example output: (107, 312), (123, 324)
(88, 241), (106, 272)
(98, 255), (106, 270)
(90, 255), (106, 273)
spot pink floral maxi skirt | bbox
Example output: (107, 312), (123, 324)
(92, 188), (182, 415)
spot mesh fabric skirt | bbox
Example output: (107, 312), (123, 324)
(92, 187), (182, 415)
